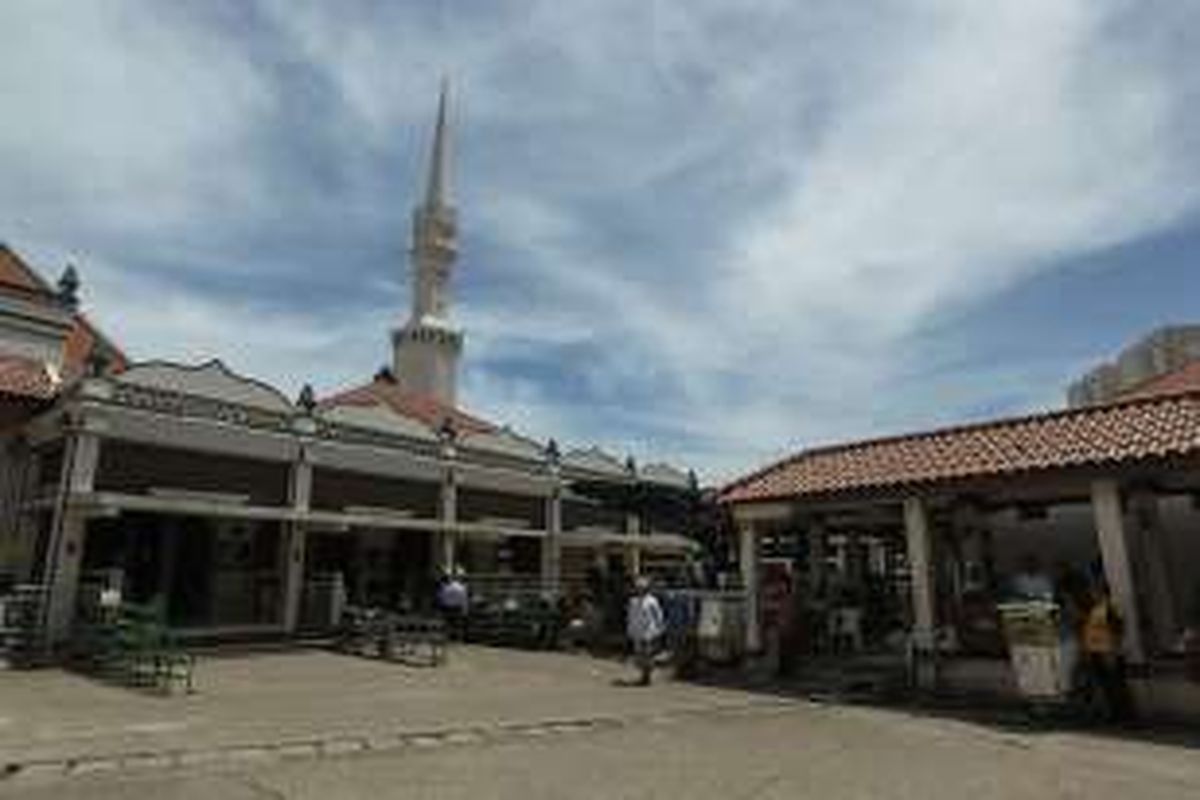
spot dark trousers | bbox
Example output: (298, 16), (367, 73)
(1086, 653), (1134, 723)
(633, 638), (657, 685)
(443, 608), (467, 641)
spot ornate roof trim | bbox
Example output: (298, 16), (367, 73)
(115, 359), (295, 414)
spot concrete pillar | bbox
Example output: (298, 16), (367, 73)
(808, 520), (827, 598)
(156, 518), (181, 612)
(438, 468), (457, 576)
(282, 455), (312, 634)
(626, 543), (642, 577)
(625, 508), (641, 536)
(1130, 492), (1178, 655)
(738, 521), (761, 653)
(541, 488), (562, 596)
(45, 431), (101, 643)
(1091, 479), (1146, 664)
(903, 497), (938, 689)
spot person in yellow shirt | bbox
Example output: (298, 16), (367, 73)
(1081, 581), (1134, 723)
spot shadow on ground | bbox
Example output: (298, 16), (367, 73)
(679, 662), (1200, 752)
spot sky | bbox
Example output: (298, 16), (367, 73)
(2, 0), (1200, 482)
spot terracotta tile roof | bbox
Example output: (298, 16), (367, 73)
(319, 377), (496, 435)
(0, 245), (50, 295)
(61, 312), (127, 378)
(720, 391), (1200, 504)
(0, 244), (127, 378)
(1120, 359), (1200, 401)
(0, 354), (59, 400)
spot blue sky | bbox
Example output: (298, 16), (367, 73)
(2, 1), (1199, 480)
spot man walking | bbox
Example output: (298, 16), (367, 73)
(627, 576), (664, 686)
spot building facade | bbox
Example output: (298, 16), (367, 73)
(0, 89), (698, 645)
(722, 349), (1200, 720)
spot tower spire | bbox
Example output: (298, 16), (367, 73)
(392, 80), (464, 406)
(425, 77), (451, 210)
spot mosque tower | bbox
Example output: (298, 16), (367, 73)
(391, 82), (464, 405)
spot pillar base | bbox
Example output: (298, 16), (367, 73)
(910, 648), (940, 691)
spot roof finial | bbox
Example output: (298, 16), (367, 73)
(297, 384), (316, 414)
(57, 264), (80, 309)
(425, 77), (451, 210)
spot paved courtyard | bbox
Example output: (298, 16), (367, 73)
(2, 647), (1200, 798)
(0, 645), (765, 769)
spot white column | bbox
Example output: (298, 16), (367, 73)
(282, 454), (312, 634)
(808, 520), (827, 597)
(1091, 479), (1146, 664)
(904, 497), (938, 689)
(626, 543), (642, 577)
(45, 431), (102, 644)
(541, 487), (562, 596)
(625, 508), (641, 536)
(624, 505), (642, 577)
(438, 468), (457, 575)
(738, 521), (761, 653)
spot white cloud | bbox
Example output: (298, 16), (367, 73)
(0, 1), (273, 238)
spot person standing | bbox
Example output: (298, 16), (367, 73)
(437, 571), (469, 641)
(627, 576), (665, 686)
(1081, 580), (1134, 723)
(1009, 553), (1055, 602)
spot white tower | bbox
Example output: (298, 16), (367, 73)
(392, 82), (464, 405)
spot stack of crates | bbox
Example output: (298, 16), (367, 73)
(2, 584), (50, 668)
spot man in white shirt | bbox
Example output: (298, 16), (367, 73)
(627, 576), (665, 686)
(438, 573), (469, 640)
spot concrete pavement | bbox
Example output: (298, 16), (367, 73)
(4, 646), (1200, 798)
(6, 697), (1200, 799)
(0, 646), (765, 776)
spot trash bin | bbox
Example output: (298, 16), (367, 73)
(998, 601), (1075, 703)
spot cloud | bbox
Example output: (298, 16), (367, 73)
(0, 1), (274, 239)
(2, 0), (1199, 481)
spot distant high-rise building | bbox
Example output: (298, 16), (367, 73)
(1067, 324), (1200, 407)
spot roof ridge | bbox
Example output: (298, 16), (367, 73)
(720, 388), (1200, 498)
(0, 243), (55, 293)
(318, 377), (498, 433)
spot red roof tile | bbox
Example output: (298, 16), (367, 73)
(61, 312), (127, 378)
(0, 245), (127, 378)
(0, 245), (50, 295)
(320, 377), (496, 435)
(0, 354), (58, 401)
(720, 391), (1200, 504)
(1120, 359), (1200, 401)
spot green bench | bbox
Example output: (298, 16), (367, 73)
(75, 601), (195, 694)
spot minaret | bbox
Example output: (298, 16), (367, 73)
(392, 82), (464, 405)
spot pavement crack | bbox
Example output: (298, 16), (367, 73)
(236, 773), (289, 800)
